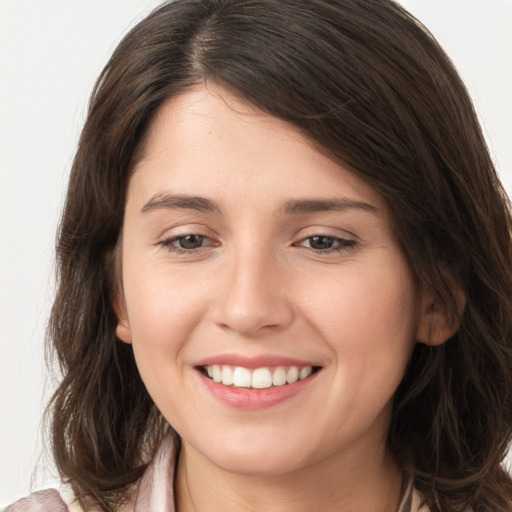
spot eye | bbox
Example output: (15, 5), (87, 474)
(174, 234), (206, 250)
(159, 233), (215, 253)
(298, 235), (356, 252)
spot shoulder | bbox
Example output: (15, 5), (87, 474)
(2, 433), (178, 512)
(3, 489), (68, 512)
(398, 474), (430, 512)
(3, 488), (87, 512)
(4, 433), (178, 512)
(411, 488), (430, 512)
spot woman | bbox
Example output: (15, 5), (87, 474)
(6, 0), (512, 510)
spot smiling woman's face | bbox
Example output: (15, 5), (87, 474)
(115, 86), (423, 476)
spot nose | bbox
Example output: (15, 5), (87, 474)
(210, 248), (294, 337)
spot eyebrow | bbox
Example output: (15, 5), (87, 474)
(140, 194), (378, 216)
(141, 194), (221, 214)
(282, 198), (379, 215)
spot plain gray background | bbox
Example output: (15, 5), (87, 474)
(1, 0), (511, 506)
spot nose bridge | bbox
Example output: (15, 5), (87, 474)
(212, 240), (293, 336)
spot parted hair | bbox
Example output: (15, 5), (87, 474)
(47, 0), (512, 510)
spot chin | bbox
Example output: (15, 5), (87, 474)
(210, 449), (307, 477)
(190, 433), (314, 477)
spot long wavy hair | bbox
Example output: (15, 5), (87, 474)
(47, 0), (512, 510)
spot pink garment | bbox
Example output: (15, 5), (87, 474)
(4, 435), (419, 511)
(3, 489), (68, 512)
(3, 435), (178, 512)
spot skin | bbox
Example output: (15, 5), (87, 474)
(115, 86), (448, 511)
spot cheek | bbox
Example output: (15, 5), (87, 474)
(299, 259), (418, 375)
(122, 262), (210, 357)
(122, 265), (212, 419)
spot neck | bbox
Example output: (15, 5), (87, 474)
(175, 441), (403, 512)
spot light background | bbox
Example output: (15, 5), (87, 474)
(1, 0), (511, 506)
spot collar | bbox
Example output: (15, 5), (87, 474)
(132, 434), (423, 512)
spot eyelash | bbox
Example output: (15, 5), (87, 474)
(295, 235), (357, 253)
(158, 234), (214, 255)
(158, 233), (357, 255)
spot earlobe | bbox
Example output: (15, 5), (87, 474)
(116, 320), (132, 344)
(416, 287), (466, 346)
(113, 294), (132, 344)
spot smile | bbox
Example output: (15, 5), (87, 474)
(203, 365), (316, 388)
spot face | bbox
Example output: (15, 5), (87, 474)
(116, 86), (424, 476)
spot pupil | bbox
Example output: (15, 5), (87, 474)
(310, 236), (333, 250)
(180, 235), (203, 249)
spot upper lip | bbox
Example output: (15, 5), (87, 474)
(195, 354), (320, 369)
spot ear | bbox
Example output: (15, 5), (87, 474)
(416, 286), (466, 346)
(113, 292), (132, 344)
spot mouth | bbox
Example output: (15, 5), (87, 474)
(199, 364), (321, 389)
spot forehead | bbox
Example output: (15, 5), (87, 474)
(129, 85), (385, 212)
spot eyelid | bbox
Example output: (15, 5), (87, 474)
(157, 233), (219, 256)
(296, 234), (356, 249)
(293, 225), (358, 242)
(291, 225), (359, 255)
(153, 221), (215, 240)
(153, 220), (220, 252)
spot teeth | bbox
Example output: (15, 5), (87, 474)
(299, 367), (313, 380)
(286, 366), (299, 384)
(221, 365), (234, 385)
(204, 365), (315, 388)
(272, 366), (287, 386)
(233, 367), (252, 387)
(212, 364), (222, 383)
(252, 368), (272, 389)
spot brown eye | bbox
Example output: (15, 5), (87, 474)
(159, 233), (218, 255)
(177, 234), (206, 249)
(296, 235), (356, 253)
(308, 236), (336, 250)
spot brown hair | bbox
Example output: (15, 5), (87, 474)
(47, 0), (512, 510)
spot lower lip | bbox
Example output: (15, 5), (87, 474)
(198, 370), (319, 409)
